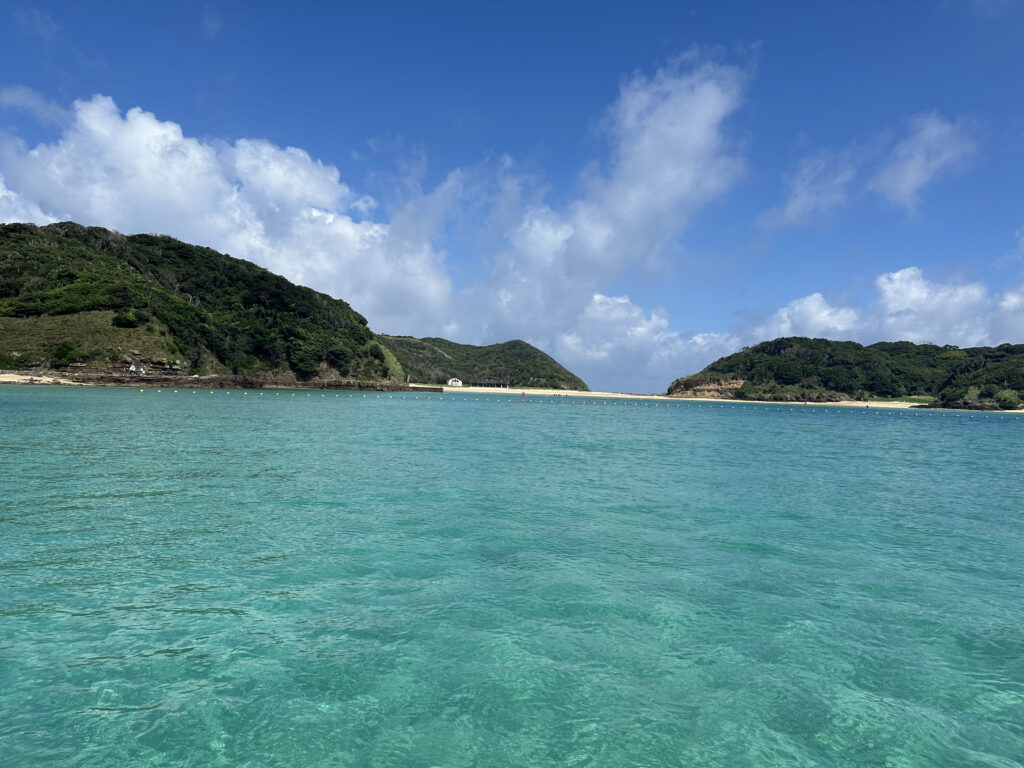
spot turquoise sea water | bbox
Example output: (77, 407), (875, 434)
(2, 385), (1023, 767)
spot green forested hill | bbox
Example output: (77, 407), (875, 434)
(379, 335), (589, 390)
(0, 222), (588, 389)
(667, 337), (1024, 409)
(0, 222), (394, 380)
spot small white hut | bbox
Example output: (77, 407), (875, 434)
(447, 377), (463, 387)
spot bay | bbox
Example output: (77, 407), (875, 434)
(2, 386), (1022, 767)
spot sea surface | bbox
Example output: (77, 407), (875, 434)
(2, 385), (1023, 767)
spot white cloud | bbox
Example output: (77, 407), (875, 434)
(224, 139), (354, 214)
(990, 286), (1024, 342)
(592, 57), (746, 237)
(554, 293), (741, 393)
(0, 174), (54, 223)
(457, 56), (748, 376)
(621, 264), (1020, 390)
(870, 113), (977, 211)
(759, 149), (859, 228)
(872, 266), (990, 346)
(567, 265), (1023, 389)
(747, 267), (1014, 352)
(755, 292), (861, 339)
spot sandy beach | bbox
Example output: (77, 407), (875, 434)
(0, 372), (89, 386)
(439, 385), (921, 408)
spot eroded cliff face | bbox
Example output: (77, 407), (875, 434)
(667, 378), (745, 399)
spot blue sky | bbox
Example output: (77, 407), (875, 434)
(2, 1), (1023, 391)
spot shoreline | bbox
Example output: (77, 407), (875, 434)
(0, 372), (89, 386)
(0, 372), (977, 410)
(441, 385), (920, 408)
(0, 371), (440, 392)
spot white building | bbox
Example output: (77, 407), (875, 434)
(447, 378), (463, 387)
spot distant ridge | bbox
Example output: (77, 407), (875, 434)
(668, 337), (1024, 410)
(378, 335), (588, 390)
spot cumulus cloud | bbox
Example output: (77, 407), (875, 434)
(749, 266), (1021, 353)
(574, 263), (1022, 388)
(870, 113), (977, 211)
(0, 174), (54, 223)
(604, 264), (1023, 390)
(759, 149), (859, 228)
(592, 57), (746, 239)
(754, 292), (860, 339)
(990, 286), (1024, 342)
(872, 266), (990, 345)
(554, 293), (740, 393)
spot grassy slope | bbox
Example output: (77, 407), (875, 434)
(667, 337), (1024, 409)
(0, 311), (175, 367)
(379, 335), (589, 390)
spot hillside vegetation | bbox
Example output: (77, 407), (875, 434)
(668, 337), (1024, 410)
(0, 222), (397, 380)
(379, 335), (588, 390)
